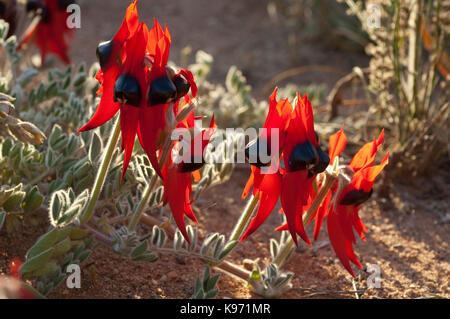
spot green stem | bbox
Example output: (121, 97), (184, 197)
(128, 175), (158, 231)
(229, 194), (259, 242)
(127, 133), (173, 231)
(273, 173), (337, 268)
(79, 117), (121, 225)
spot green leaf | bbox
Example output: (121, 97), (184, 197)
(88, 132), (103, 163)
(2, 192), (25, 212)
(132, 252), (158, 262)
(218, 241), (238, 260)
(270, 238), (279, 260)
(53, 237), (72, 257)
(26, 228), (59, 260)
(0, 211), (6, 230)
(205, 274), (220, 292)
(22, 186), (43, 213)
(202, 266), (210, 285)
(200, 233), (218, 256)
(20, 247), (55, 277)
(204, 289), (219, 299)
(78, 249), (91, 263)
(131, 240), (148, 258)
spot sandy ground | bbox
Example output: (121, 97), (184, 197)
(1, 167), (449, 299)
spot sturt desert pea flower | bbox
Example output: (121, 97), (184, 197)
(312, 126), (348, 240)
(0, 258), (35, 299)
(315, 129), (388, 277)
(17, 0), (76, 64)
(78, 0), (198, 179)
(162, 102), (215, 243)
(240, 88), (292, 241)
(78, 0), (139, 132)
(277, 93), (330, 245)
(0, 0), (17, 37)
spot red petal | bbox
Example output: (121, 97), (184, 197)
(119, 105), (139, 180)
(298, 93), (317, 147)
(242, 168), (255, 199)
(78, 66), (119, 132)
(280, 171), (311, 245)
(313, 191), (332, 240)
(178, 69), (198, 98)
(350, 130), (385, 172)
(328, 125), (347, 164)
(241, 172), (282, 241)
(162, 161), (197, 245)
(327, 208), (355, 277)
(138, 106), (166, 178)
(351, 152), (389, 191)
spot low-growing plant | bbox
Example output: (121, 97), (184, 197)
(0, 0), (393, 299)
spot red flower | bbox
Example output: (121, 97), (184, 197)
(8, 257), (22, 279)
(162, 102), (215, 243)
(78, 1), (198, 179)
(240, 88), (291, 241)
(241, 90), (329, 245)
(277, 93), (330, 245)
(3, 257), (35, 299)
(18, 0), (74, 64)
(315, 129), (388, 276)
(313, 126), (347, 240)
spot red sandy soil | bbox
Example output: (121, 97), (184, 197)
(1, 166), (449, 299)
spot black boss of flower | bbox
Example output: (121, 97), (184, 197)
(308, 146), (330, 177)
(289, 141), (317, 172)
(147, 75), (177, 106)
(289, 140), (330, 177)
(25, 0), (51, 23)
(173, 75), (191, 101)
(0, 2), (6, 16)
(339, 189), (373, 207)
(58, 0), (76, 11)
(114, 74), (142, 107)
(245, 138), (271, 168)
(96, 40), (113, 69)
(180, 156), (205, 173)
(26, 0), (44, 13)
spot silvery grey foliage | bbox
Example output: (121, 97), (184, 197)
(191, 266), (220, 299)
(269, 229), (294, 263)
(20, 225), (93, 296)
(249, 263), (293, 298)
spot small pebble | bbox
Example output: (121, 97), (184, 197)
(242, 259), (254, 271)
(167, 271), (178, 280)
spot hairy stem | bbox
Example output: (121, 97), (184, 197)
(79, 116), (121, 225)
(229, 193), (259, 242)
(273, 173), (337, 268)
(127, 175), (158, 231)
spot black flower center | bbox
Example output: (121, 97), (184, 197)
(339, 189), (373, 206)
(147, 75), (177, 106)
(245, 138), (271, 168)
(308, 146), (330, 177)
(0, 2), (6, 16)
(96, 40), (113, 69)
(114, 74), (142, 107)
(26, 0), (44, 13)
(180, 156), (205, 173)
(289, 141), (330, 177)
(58, 0), (76, 11)
(173, 75), (191, 100)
